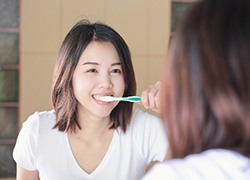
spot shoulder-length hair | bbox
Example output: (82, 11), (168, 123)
(52, 19), (136, 133)
(161, 0), (250, 159)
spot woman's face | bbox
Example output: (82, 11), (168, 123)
(72, 41), (125, 119)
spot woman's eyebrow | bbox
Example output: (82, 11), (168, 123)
(82, 62), (121, 66)
(111, 62), (121, 66)
(82, 62), (99, 66)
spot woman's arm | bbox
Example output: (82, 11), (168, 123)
(16, 165), (39, 180)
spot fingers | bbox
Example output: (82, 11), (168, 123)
(140, 81), (161, 113)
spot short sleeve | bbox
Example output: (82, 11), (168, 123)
(13, 112), (39, 171)
(145, 113), (168, 162)
(132, 109), (168, 164)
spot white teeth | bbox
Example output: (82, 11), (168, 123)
(93, 95), (113, 101)
(93, 95), (102, 100)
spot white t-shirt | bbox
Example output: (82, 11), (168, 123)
(13, 108), (167, 180)
(142, 149), (250, 180)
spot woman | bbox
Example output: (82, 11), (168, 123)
(13, 19), (167, 180)
(143, 0), (250, 179)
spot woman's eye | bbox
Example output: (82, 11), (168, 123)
(86, 69), (98, 73)
(111, 69), (122, 74)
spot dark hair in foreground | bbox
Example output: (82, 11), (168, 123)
(52, 19), (136, 133)
(161, 0), (250, 159)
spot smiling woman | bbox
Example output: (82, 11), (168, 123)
(12, 19), (168, 180)
(52, 20), (135, 133)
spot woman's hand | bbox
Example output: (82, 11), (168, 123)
(140, 81), (161, 113)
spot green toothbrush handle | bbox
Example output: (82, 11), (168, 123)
(123, 96), (141, 102)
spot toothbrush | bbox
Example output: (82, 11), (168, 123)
(99, 96), (141, 103)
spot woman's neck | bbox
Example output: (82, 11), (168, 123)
(75, 110), (113, 141)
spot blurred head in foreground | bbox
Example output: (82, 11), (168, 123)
(161, 0), (250, 159)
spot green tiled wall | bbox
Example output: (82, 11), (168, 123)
(0, 0), (19, 177)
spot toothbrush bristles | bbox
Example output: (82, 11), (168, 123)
(99, 96), (114, 102)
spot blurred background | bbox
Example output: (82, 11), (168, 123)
(0, 0), (196, 179)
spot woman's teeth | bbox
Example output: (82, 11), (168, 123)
(93, 95), (102, 100)
(93, 95), (112, 101)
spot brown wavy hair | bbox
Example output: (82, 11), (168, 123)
(161, 0), (250, 159)
(52, 19), (136, 133)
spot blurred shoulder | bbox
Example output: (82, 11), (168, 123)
(143, 149), (250, 180)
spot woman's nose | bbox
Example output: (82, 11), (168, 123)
(98, 74), (113, 89)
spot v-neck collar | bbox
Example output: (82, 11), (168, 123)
(65, 129), (118, 178)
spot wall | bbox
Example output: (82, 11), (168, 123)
(20, 0), (171, 124)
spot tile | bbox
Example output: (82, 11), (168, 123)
(0, 0), (19, 28)
(133, 56), (164, 94)
(0, 32), (19, 64)
(148, 56), (165, 85)
(132, 56), (150, 94)
(20, 53), (54, 122)
(149, 0), (170, 56)
(0, 108), (18, 139)
(106, 0), (149, 56)
(0, 70), (19, 102)
(61, 0), (106, 38)
(21, 0), (61, 53)
(0, 144), (16, 177)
